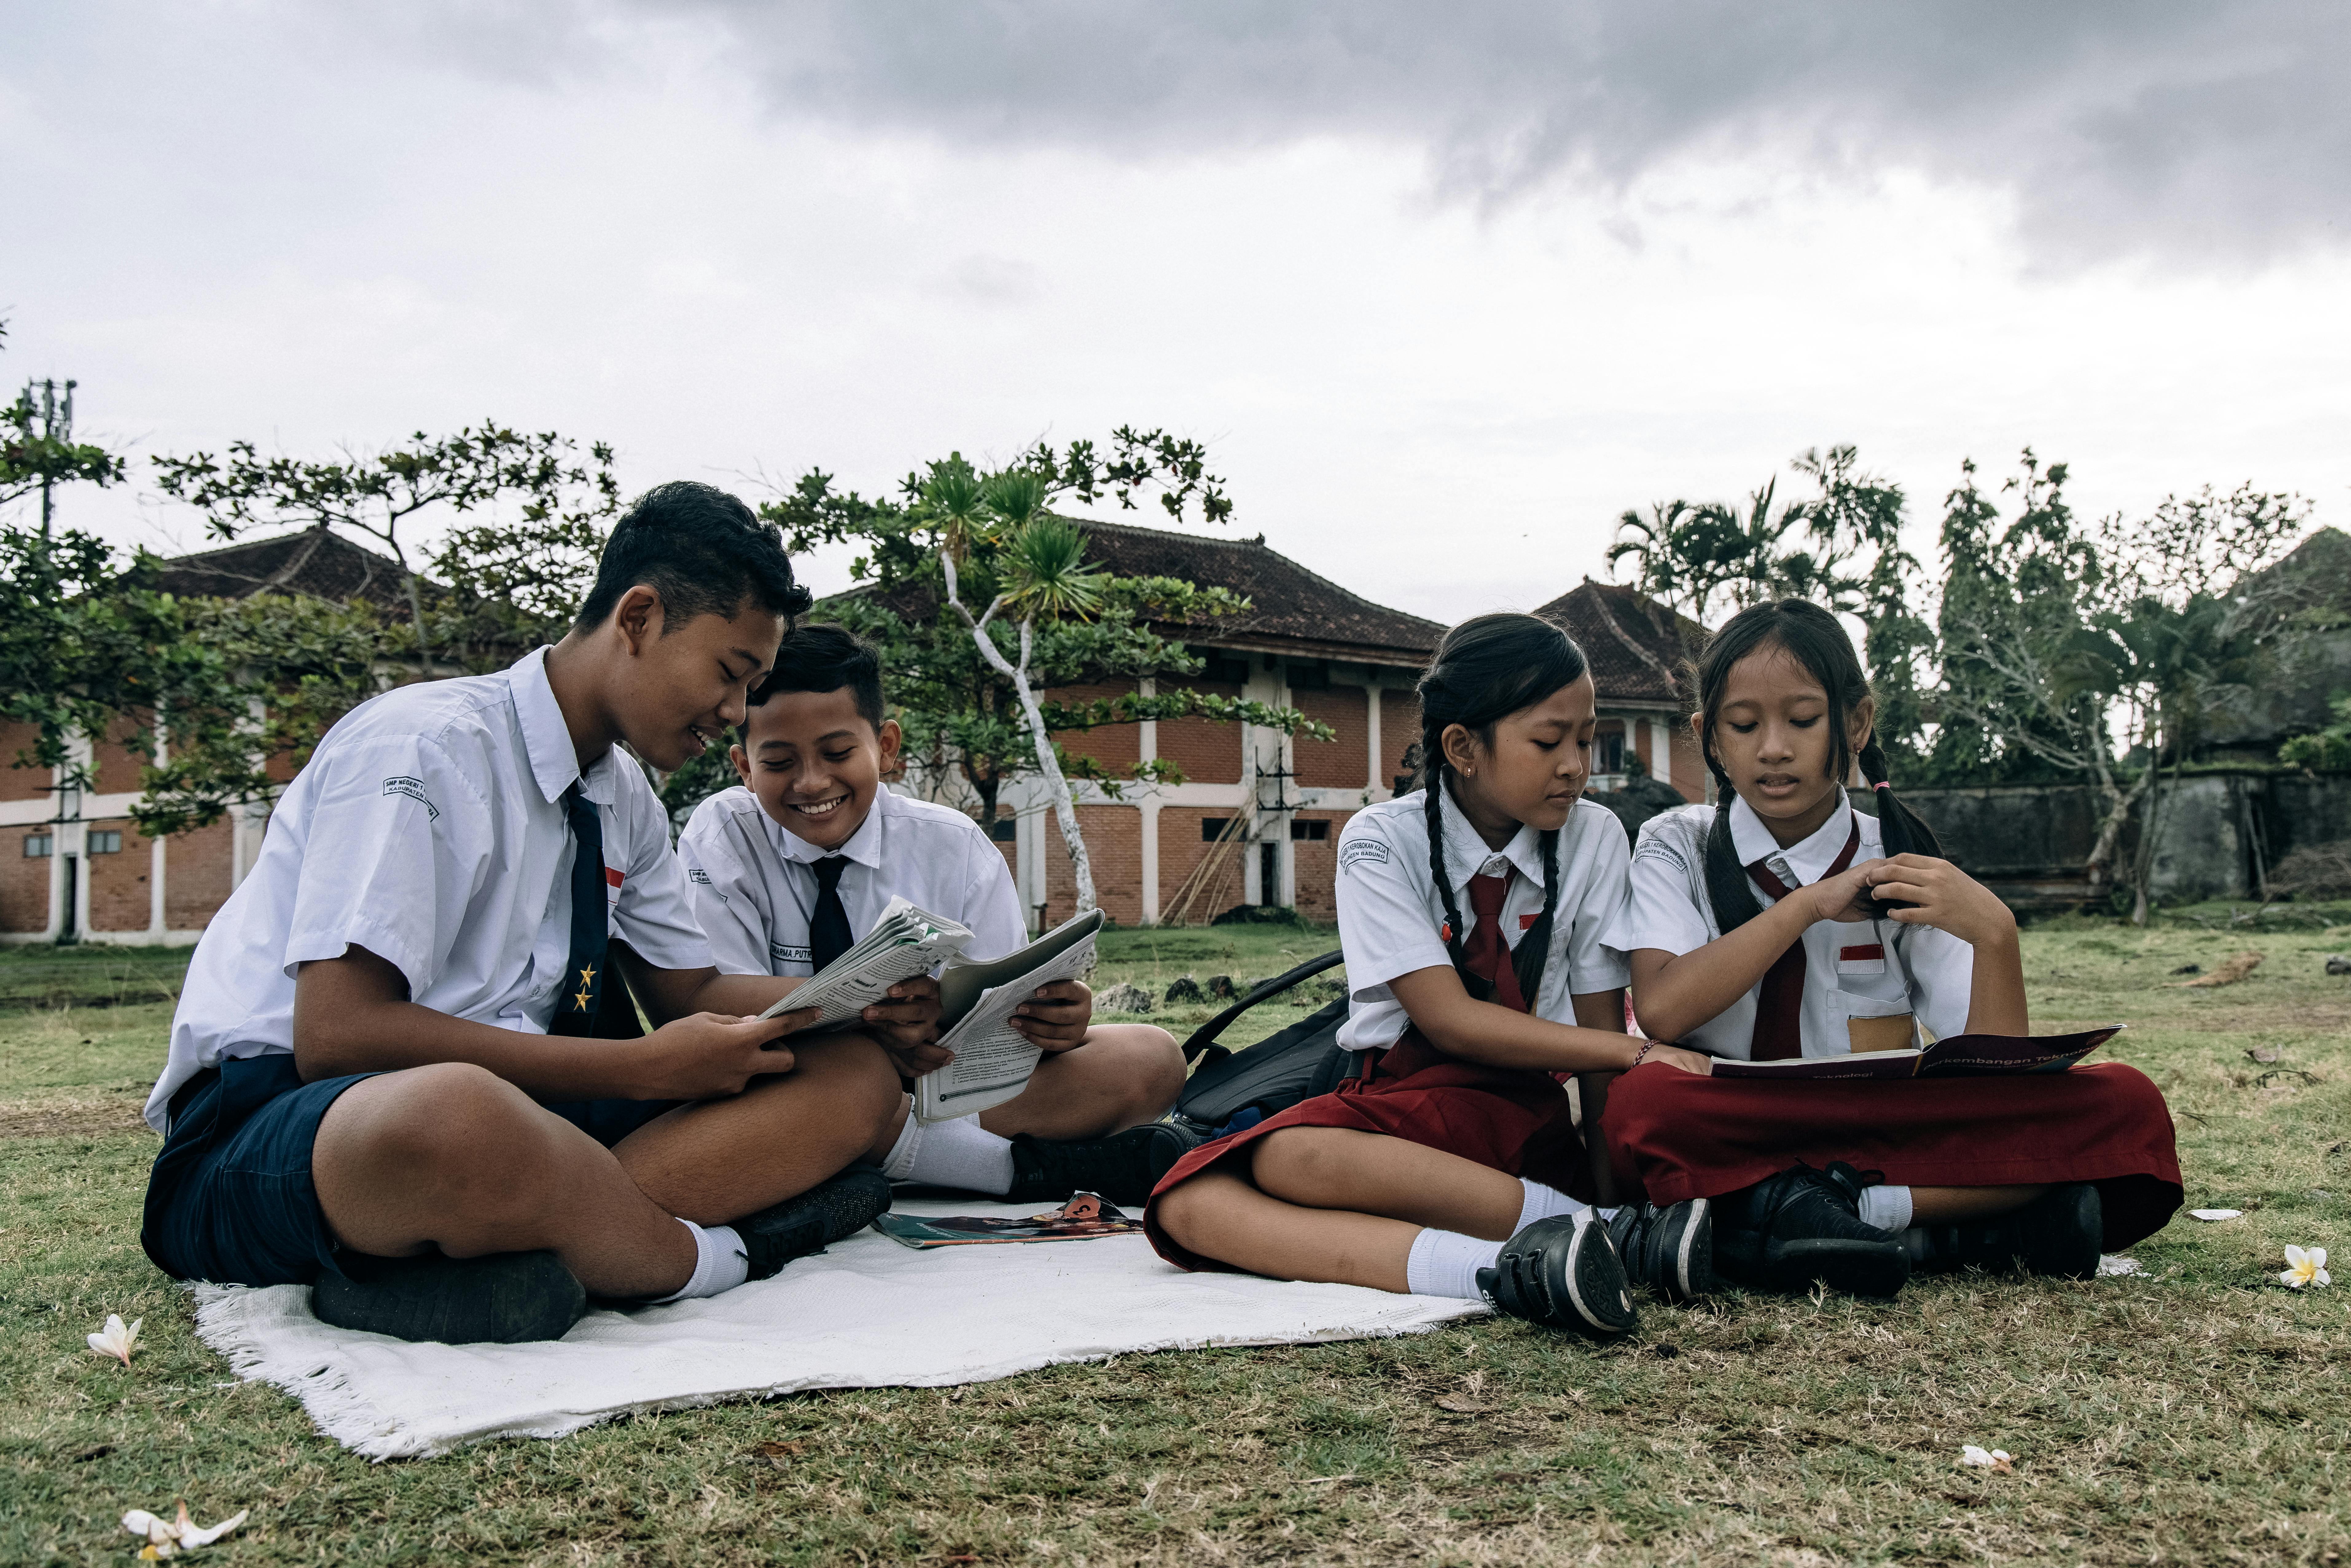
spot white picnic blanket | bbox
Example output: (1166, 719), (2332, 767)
(192, 1198), (1489, 1460)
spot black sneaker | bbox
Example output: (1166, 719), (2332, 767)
(311, 1249), (587, 1344)
(1606, 1199), (1716, 1303)
(1905, 1182), (2102, 1280)
(1716, 1160), (1909, 1299)
(736, 1164), (894, 1281)
(1474, 1213), (1638, 1337)
(1006, 1122), (1203, 1207)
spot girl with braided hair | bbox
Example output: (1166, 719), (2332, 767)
(1147, 614), (1716, 1338)
(1605, 600), (2181, 1299)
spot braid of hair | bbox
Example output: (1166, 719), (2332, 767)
(1858, 738), (1945, 860)
(1511, 824), (1563, 1005)
(1701, 744), (1766, 934)
(1420, 745), (1480, 996)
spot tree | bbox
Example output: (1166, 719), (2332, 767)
(1607, 444), (1910, 628)
(154, 425), (619, 677)
(1932, 451), (2310, 919)
(745, 431), (1329, 917)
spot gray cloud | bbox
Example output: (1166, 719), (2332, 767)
(572, 0), (2351, 269)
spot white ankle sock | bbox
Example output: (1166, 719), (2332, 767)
(651, 1218), (748, 1303)
(883, 1107), (1015, 1195)
(1515, 1178), (1589, 1234)
(1404, 1227), (1504, 1299)
(1857, 1184), (1914, 1234)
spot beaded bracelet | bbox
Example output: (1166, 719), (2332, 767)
(1629, 1038), (1660, 1070)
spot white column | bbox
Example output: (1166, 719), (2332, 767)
(1365, 683), (1384, 798)
(148, 724), (168, 938)
(1650, 719), (1674, 795)
(1140, 800), (1161, 925)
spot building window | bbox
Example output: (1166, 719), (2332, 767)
(1290, 819), (1330, 841)
(89, 829), (123, 854)
(22, 834), (51, 858)
(1202, 654), (1252, 687)
(1286, 660), (1329, 692)
(989, 816), (1018, 842)
(1595, 731), (1625, 776)
(1201, 817), (1232, 841)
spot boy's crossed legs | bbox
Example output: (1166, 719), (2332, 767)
(314, 1032), (901, 1301)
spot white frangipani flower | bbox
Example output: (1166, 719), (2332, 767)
(1959, 1445), (2013, 1471)
(121, 1502), (249, 1558)
(2279, 1245), (2331, 1289)
(86, 1314), (141, 1367)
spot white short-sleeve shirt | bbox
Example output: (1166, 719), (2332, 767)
(1333, 788), (1634, 1053)
(1607, 792), (1976, 1060)
(677, 785), (1028, 976)
(143, 646), (712, 1130)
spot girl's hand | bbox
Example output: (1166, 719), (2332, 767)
(1803, 859), (1891, 925)
(1641, 1042), (1715, 1076)
(1862, 854), (2017, 946)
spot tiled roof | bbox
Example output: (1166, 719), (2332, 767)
(1531, 579), (1711, 712)
(155, 526), (419, 607)
(839, 517), (1448, 669)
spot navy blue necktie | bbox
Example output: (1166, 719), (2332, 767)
(548, 785), (609, 1037)
(810, 856), (853, 972)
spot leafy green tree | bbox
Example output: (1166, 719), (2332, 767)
(1933, 451), (2310, 919)
(748, 431), (1327, 917)
(154, 425), (619, 678)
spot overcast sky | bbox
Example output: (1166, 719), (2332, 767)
(6, 2), (2348, 622)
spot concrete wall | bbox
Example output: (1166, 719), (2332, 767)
(1870, 772), (2351, 905)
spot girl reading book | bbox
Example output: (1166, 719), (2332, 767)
(1605, 600), (2181, 1297)
(1147, 614), (1716, 1337)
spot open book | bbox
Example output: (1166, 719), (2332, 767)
(756, 897), (974, 1031)
(1707, 1026), (2122, 1082)
(872, 1193), (1140, 1249)
(916, 908), (1106, 1123)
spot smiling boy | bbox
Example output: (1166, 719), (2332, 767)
(678, 624), (1195, 1204)
(140, 483), (903, 1344)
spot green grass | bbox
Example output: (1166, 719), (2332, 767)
(2, 921), (2348, 1564)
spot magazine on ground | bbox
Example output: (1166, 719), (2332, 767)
(871, 1192), (1140, 1248)
(1706, 1025), (2123, 1081)
(755, 896), (974, 1031)
(915, 908), (1106, 1123)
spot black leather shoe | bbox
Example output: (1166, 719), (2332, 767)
(312, 1249), (587, 1344)
(737, 1164), (893, 1281)
(1906, 1182), (2102, 1280)
(1716, 1160), (1909, 1299)
(1475, 1213), (1638, 1337)
(1006, 1122), (1202, 1207)
(1606, 1199), (1716, 1303)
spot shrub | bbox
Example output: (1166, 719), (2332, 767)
(2269, 840), (2351, 901)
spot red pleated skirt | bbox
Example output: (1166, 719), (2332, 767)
(1143, 1031), (1590, 1273)
(1599, 1060), (2184, 1249)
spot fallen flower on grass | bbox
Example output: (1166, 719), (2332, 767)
(2280, 1245), (2332, 1289)
(121, 1502), (249, 1558)
(86, 1314), (141, 1367)
(2189, 1209), (2244, 1222)
(2098, 1255), (2145, 1277)
(1959, 1446), (2014, 1472)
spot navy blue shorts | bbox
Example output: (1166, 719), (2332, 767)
(140, 1054), (680, 1288)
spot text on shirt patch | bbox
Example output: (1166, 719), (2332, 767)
(1338, 839), (1391, 872)
(687, 868), (712, 884)
(380, 776), (439, 820)
(771, 943), (812, 965)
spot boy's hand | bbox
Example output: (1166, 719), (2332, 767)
(1862, 854), (2018, 947)
(1010, 979), (1093, 1053)
(627, 1007), (815, 1101)
(861, 975), (943, 1052)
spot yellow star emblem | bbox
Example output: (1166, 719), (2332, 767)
(574, 987), (594, 1012)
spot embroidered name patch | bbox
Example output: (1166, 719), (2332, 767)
(771, 943), (812, 966)
(1338, 839), (1391, 872)
(687, 868), (712, 884)
(381, 776), (439, 820)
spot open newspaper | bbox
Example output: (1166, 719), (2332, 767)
(755, 897), (974, 1031)
(916, 908), (1106, 1123)
(1707, 1025), (2121, 1082)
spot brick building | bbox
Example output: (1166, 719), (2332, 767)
(0, 520), (1709, 942)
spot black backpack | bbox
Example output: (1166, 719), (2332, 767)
(1172, 950), (1361, 1138)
